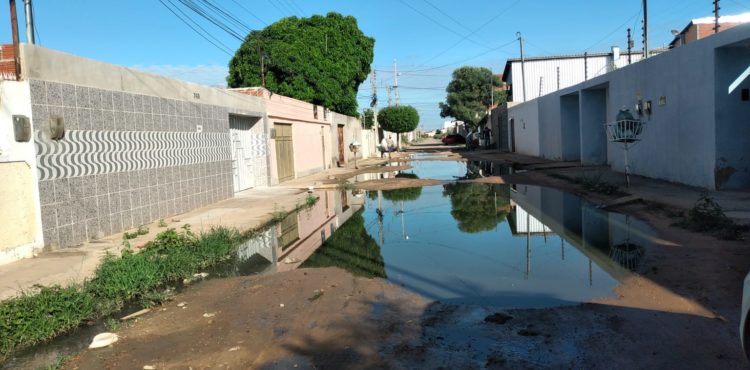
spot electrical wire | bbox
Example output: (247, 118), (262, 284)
(397, 0), (492, 49)
(397, 38), (517, 73)
(157, 0), (234, 55)
(177, 0), (245, 41)
(227, 0), (269, 26)
(198, 0), (253, 32)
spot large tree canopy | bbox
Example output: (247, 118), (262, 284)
(442, 183), (510, 233)
(227, 12), (374, 116)
(378, 105), (419, 134)
(439, 66), (505, 129)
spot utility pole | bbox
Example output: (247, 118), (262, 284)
(642, 0), (649, 59)
(393, 59), (399, 106)
(714, 0), (721, 33)
(9, 0), (21, 80)
(556, 66), (560, 90)
(23, 0), (33, 44)
(370, 70), (379, 139)
(627, 28), (633, 64)
(386, 85), (392, 107)
(516, 32), (527, 102)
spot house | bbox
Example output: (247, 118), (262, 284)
(505, 22), (750, 190)
(0, 44), (269, 262)
(231, 88), (369, 183)
(669, 12), (750, 48)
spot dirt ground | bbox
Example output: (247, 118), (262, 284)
(63, 145), (750, 369)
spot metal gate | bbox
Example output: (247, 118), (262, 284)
(275, 123), (295, 182)
(229, 115), (256, 192)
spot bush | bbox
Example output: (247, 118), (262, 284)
(677, 195), (748, 240)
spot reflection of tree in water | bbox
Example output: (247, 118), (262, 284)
(382, 173), (422, 202)
(442, 183), (511, 233)
(301, 209), (386, 278)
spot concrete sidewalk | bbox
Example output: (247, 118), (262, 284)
(463, 150), (750, 223)
(0, 158), (387, 301)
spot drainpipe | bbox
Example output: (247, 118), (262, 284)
(23, 0), (33, 44)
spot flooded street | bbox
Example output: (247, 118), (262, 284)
(15, 153), (750, 369)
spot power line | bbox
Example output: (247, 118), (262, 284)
(177, 0), (245, 41)
(198, 0), (253, 32)
(227, 0), (268, 25)
(397, 0), (492, 49)
(583, 8), (642, 52)
(411, 0), (520, 68)
(397, 38), (517, 73)
(157, 0), (234, 55)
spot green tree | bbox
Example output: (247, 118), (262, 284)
(439, 66), (506, 129)
(361, 108), (375, 129)
(378, 105), (419, 149)
(442, 183), (510, 233)
(227, 13), (374, 116)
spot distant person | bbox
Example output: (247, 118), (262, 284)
(483, 126), (492, 149)
(380, 136), (389, 158)
(386, 136), (395, 158)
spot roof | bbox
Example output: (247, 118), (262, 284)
(500, 49), (661, 82)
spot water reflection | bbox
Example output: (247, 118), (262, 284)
(314, 183), (655, 308)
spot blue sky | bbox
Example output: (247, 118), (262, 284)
(3, 0), (748, 129)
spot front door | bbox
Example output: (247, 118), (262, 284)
(337, 125), (345, 165)
(275, 123), (295, 182)
(229, 115), (256, 192)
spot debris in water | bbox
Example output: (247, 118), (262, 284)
(89, 333), (119, 349)
(203, 312), (216, 318)
(228, 346), (241, 352)
(484, 313), (513, 325)
(120, 308), (151, 321)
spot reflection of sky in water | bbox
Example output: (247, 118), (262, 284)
(363, 184), (653, 308)
(401, 160), (469, 180)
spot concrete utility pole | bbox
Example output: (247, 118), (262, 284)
(386, 85), (392, 107)
(370, 70), (379, 138)
(627, 28), (633, 64)
(393, 59), (399, 106)
(642, 0), (649, 59)
(23, 0), (33, 44)
(516, 32), (527, 102)
(584, 52), (588, 80)
(714, 0), (721, 33)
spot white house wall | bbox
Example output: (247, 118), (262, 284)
(507, 23), (750, 189)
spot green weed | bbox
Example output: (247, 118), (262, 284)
(123, 225), (149, 240)
(271, 204), (287, 223)
(677, 194), (748, 240)
(158, 219), (167, 228)
(104, 317), (120, 332)
(0, 226), (243, 361)
(305, 194), (319, 208)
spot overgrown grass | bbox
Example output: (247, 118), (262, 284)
(0, 226), (242, 362)
(122, 225), (149, 240)
(676, 194), (748, 240)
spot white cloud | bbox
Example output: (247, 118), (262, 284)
(130, 64), (229, 87)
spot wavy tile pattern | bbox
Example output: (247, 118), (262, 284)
(29, 80), (256, 248)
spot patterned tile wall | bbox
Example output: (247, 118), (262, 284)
(30, 79), (235, 248)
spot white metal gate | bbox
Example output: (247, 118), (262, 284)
(229, 115), (256, 192)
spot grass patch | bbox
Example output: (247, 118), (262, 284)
(122, 225), (149, 240)
(305, 194), (319, 208)
(0, 226), (243, 362)
(158, 219), (167, 228)
(676, 194), (748, 240)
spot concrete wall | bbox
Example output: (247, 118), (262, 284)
(21, 45), (266, 248)
(538, 95), (562, 160)
(0, 80), (43, 263)
(560, 94), (581, 161)
(508, 99), (540, 156)
(505, 24), (750, 189)
(333, 113), (364, 163)
(714, 44), (750, 189)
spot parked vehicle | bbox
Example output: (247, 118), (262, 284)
(741, 271), (750, 359)
(441, 134), (466, 145)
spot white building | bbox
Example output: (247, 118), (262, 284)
(502, 47), (663, 103)
(505, 23), (750, 190)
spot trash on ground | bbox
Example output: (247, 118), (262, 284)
(120, 308), (151, 321)
(203, 312), (216, 318)
(89, 332), (119, 349)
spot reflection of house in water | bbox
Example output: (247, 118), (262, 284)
(509, 184), (651, 281)
(231, 189), (363, 275)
